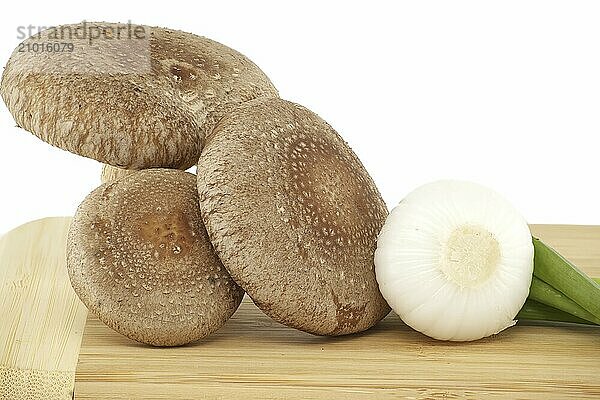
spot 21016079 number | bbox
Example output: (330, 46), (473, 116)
(18, 42), (74, 53)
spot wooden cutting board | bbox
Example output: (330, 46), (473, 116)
(71, 225), (600, 399)
(0, 217), (88, 400)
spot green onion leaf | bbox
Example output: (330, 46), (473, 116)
(528, 276), (600, 324)
(517, 299), (592, 325)
(532, 238), (600, 322)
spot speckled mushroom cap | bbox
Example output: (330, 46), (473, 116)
(197, 98), (390, 336)
(1, 22), (278, 169)
(67, 169), (244, 346)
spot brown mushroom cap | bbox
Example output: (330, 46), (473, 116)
(197, 98), (390, 336)
(67, 169), (244, 346)
(1, 22), (278, 169)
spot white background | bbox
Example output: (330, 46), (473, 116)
(0, 1), (599, 235)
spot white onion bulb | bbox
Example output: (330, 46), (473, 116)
(375, 180), (534, 341)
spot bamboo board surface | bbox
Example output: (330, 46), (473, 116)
(0, 217), (88, 400)
(72, 225), (600, 399)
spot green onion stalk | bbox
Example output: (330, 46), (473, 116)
(516, 238), (600, 326)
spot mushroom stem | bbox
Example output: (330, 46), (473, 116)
(100, 164), (135, 184)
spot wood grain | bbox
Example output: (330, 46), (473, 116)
(74, 225), (600, 399)
(0, 217), (88, 400)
